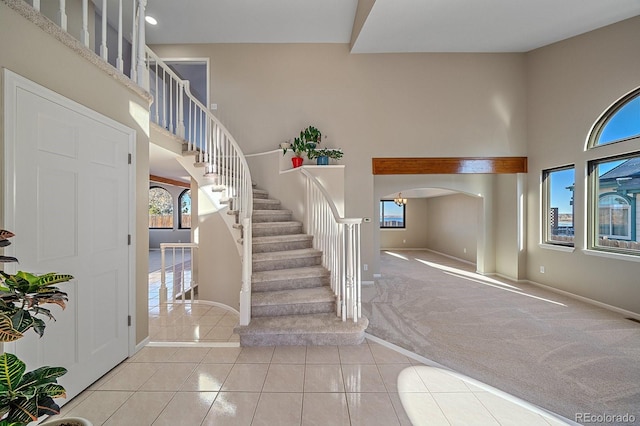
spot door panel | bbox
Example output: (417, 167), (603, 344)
(4, 73), (133, 401)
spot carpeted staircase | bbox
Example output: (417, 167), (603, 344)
(234, 187), (368, 346)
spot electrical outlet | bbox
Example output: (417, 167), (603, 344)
(463, 248), (467, 253)
(403, 239), (406, 244)
(363, 264), (368, 271)
(540, 266), (545, 273)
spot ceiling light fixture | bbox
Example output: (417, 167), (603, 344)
(145, 15), (158, 25)
(394, 192), (407, 207)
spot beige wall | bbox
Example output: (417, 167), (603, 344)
(195, 189), (242, 309)
(425, 194), (479, 264)
(526, 16), (640, 314)
(1, 2), (151, 344)
(151, 43), (527, 281)
(380, 198), (429, 249)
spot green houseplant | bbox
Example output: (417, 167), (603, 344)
(301, 126), (322, 148)
(282, 137), (308, 168)
(308, 147), (344, 165)
(0, 230), (81, 426)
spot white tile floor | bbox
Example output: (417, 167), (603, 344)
(52, 342), (571, 425)
(42, 252), (574, 425)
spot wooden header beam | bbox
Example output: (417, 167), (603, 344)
(149, 174), (191, 188)
(372, 157), (527, 175)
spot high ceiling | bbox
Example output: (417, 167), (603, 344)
(139, 0), (640, 53)
(137, 0), (640, 184)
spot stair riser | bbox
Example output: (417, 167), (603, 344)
(252, 239), (313, 253)
(253, 255), (321, 272)
(253, 191), (269, 199)
(252, 276), (330, 292)
(253, 213), (293, 223)
(252, 301), (335, 317)
(252, 225), (302, 237)
(239, 331), (366, 346)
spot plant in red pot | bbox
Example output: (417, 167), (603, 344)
(283, 137), (307, 168)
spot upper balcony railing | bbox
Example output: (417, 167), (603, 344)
(24, 0), (148, 87)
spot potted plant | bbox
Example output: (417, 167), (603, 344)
(301, 126), (322, 149)
(282, 137), (308, 168)
(308, 148), (344, 165)
(0, 230), (91, 426)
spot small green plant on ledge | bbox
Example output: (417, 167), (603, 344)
(308, 147), (344, 164)
(0, 230), (73, 426)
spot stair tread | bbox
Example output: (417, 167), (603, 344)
(253, 198), (280, 204)
(252, 221), (301, 228)
(253, 234), (312, 243)
(252, 266), (329, 282)
(252, 287), (334, 306)
(235, 313), (368, 335)
(253, 209), (292, 214)
(252, 248), (321, 261)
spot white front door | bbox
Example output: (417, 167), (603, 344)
(3, 71), (134, 400)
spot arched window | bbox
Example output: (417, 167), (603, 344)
(587, 87), (640, 255)
(598, 193), (632, 240)
(179, 189), (191, 229)
(591, 90), (640, 147)
(149, 186), (173, 229)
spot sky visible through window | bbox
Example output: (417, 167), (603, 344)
(551, 104), (638, 212)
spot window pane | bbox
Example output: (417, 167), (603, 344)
(596, 94), (640, 145)
(380, 200), (405, 228)
(592, 156), (639, 252)
(544, 167), (574, 245)
(180, 190), (191, 229)
(149, 187), (173, 228)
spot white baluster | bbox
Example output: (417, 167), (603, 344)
(116, 0), (124, 72)
(100, 0), (108, 61)
(178, 82), (185, 139)
(136, 0), (148, 88)
(32, 0), (40, 11)
(160, 245), (167, 304)
(130, 1), (138, 81)
(80, 0), (89, 47)
(57, 0), (67, 31)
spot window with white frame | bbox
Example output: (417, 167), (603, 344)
(586, 87), (640, 255)
(542, 166), (575, 246)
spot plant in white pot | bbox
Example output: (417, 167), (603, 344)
(0, 230), (91, 426)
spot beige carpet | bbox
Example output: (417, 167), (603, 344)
(362, 250), (640, 423)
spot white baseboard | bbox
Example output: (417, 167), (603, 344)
(362, 280), (375, 286)
(133, 337), (150, 355)
(423, 248), (476, 266)
(526, 279), (640, 320)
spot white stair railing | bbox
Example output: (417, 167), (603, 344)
(144, 48), (254, 325)
(160, 243), (198, 303)
(25, 0), (148, 86)
(301, 169), (363, 322)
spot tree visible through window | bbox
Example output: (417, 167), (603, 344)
(380, 200), (405, 228)
(179, 189), (191, 229)
(149, 187), (173, 228)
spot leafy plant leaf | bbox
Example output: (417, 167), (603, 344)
(0, 354), (26, 393)
(0, 315), (23, 343)
(0, 257), (18, 264)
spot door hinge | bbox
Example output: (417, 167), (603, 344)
(128, 153), (132, 164)
(128, 315), (132, 326)
(128, 234), (131, 245)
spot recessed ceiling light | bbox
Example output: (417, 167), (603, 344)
(145, 15), (157, 25)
